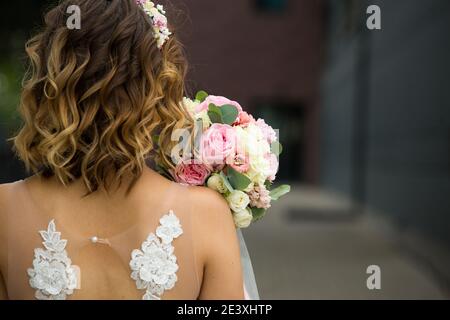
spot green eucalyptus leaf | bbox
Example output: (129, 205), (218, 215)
(269, 184), (291, 201)
(271, 141), (283, 156)
(219, 171), (234, 193)
(208, 103), (223, 124)
(227, 167), (251, 191)
(251, 207), (266, 222)
(220, 104), (239, 125)
(195, 90), (209, 102)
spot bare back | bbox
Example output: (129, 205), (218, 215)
(0, 168), (244, 300)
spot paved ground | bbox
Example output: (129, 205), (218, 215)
(242, 185), (450, 299)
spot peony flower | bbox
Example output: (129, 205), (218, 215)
(248, 184), (272, 209)
(195, 95), (243, 114)
(246, 123), (271, 157)
(233, 208), (253, 229)
(240, 123), (271, 184)
(207, 174), (228, 194)
(201, 124), (236, 168)
(266, 153), (279, 181)
(247, 153), (271, 185)
(256, 118), (277, 144)
(226, 190), (250, 213)
(172, 161), (211, 186)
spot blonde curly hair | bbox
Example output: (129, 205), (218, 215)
(12, 0), (192, 193)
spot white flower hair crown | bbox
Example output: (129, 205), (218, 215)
(136, 0), (171, 49)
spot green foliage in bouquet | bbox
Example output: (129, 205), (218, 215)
(155, 90), (291, 228)
(208, 104), (239, 126)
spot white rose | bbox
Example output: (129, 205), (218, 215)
(246, 123), (269, 150)
(182, 97), (198, 116)
(233, 208), (253, 229)
(207, 174), (227, 194)
(234, 126), (249, 153)
(226, 190), (250, 213)
(246, 124), (270, 174)
(247, 153), (271, 185)
(246, 169), (267, 185)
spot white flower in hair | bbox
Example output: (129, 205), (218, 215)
(136, 0), (172, 49)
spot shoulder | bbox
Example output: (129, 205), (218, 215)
(0, 181), (19, 274)
(185, 185), (238, 254)
(0, 180), (28, 230)
(188, 186), (231, 216)
(0, 181), (13, 198)
(0, 181), (17, 217)
(185, 186), (244, 299)
(187, 185), (234, 228)
(138, 168), (235, 230)
(0, 181), (21, 231)
(0, 179), (27, 207)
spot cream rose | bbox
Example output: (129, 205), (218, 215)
(207, 174), (227, 194)
(226, 190), (250, 213)
(182, 97), (198, 116)
(247, 154), (271, 185)
(245, 123), (270, 162)
(233, 208), (253, 229)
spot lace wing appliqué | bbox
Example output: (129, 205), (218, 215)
(129, 210), (183, 300)
(27, 220), (78, 300)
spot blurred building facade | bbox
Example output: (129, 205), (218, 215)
(320, 0), (450, 246)
(176, 0), (324, 184)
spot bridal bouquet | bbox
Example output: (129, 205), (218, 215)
(155, 91), (290, 228)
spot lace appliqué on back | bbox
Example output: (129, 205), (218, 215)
(129, 210), (183, 300)
(27, 220), (78, 300)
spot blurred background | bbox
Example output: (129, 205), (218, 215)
(1, 0), (449, 299)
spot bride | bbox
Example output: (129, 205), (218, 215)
(0, 0), (258, 300)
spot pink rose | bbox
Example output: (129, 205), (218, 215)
(153, 13), (168, 29)
(266, 153), (279, 181)
(234, 111), (255, 127)
(201, 124), (236, 168)
(172, 161), (211, 186)
(195, 95), (243, 114)
(256, 119), (277, 144)
(229, 152), (250, 173)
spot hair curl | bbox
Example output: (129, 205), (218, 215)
(12, 0), (193, 193)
